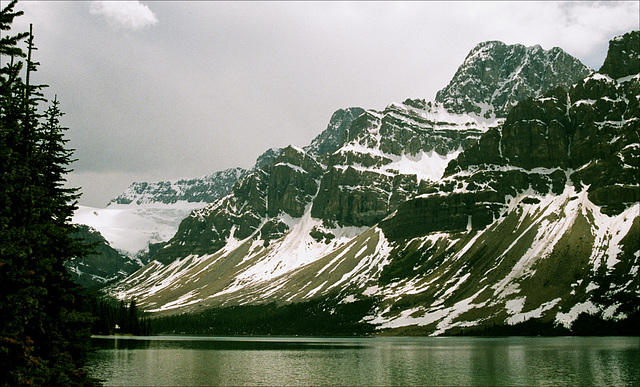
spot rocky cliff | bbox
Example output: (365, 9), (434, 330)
(435, 41), (592, 118)
(144, 40), (589, 266)
(375, 31), (639, 333)
(599, 30), (640, 80)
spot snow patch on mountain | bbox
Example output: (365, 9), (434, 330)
(208, 205), (371, 298)
(336, 144), (462, 183)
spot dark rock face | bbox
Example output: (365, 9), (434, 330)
(311, 166), (395, 227)
(253, 147), (282, 170)
(599, 30), (639, 79)
(445, 128), (505, 171)
(154, 146), (325, 263)
(153, 170), (270, 263)
(65, 225), (135, 290)
(378, 103), (483, 156)
(266, 146), (324, 218)
(309, 101), (487, 228)
(382, 167), (568, 239)
(153, 146), (328, 262)
(500, 87), (572, 170)
(568, 76), (638, 167)
(435, 41), (592, 118)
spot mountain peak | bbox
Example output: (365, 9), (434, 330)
(304, 107), (366, 157)
(435, 40), (592, 118)
(599, 30), (640, 79)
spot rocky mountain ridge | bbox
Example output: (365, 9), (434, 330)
(70, 108), (369, 288)
(145, 102), (505, 266)
(109, 167), (248, 206)
(142, 37), (594, 267)
(141, 40), (590, 265)
(373, 47), (639, 332)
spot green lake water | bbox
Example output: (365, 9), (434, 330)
(86, 335), (639, 386)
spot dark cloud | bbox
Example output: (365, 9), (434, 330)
(9, 1), (639, 207)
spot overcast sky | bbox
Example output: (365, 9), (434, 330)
(8, 1), (639, 207)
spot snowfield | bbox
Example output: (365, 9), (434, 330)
(73, 202), (206, 256)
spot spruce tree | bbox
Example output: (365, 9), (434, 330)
(1, 1), (96, 385)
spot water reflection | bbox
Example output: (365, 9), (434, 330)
(86, 336), (640, 386)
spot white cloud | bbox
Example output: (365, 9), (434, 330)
(89, 1), (158, 31)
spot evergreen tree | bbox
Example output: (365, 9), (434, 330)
(1, 1), (96, 385)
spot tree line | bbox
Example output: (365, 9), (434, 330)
(150, 298), (378, 336)
(89, 298), (151, 337)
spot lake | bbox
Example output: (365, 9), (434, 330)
(86, 335), (639, 386)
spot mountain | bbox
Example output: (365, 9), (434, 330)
(599, 30), (640, 80)
(376, 58), (639, 333)
(138, 38), (593, 270)
(69, 109), (366, 285)
(130, 102), (504, 268)
(103, 33), (638, 338)
(304, 107), (367, 156)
